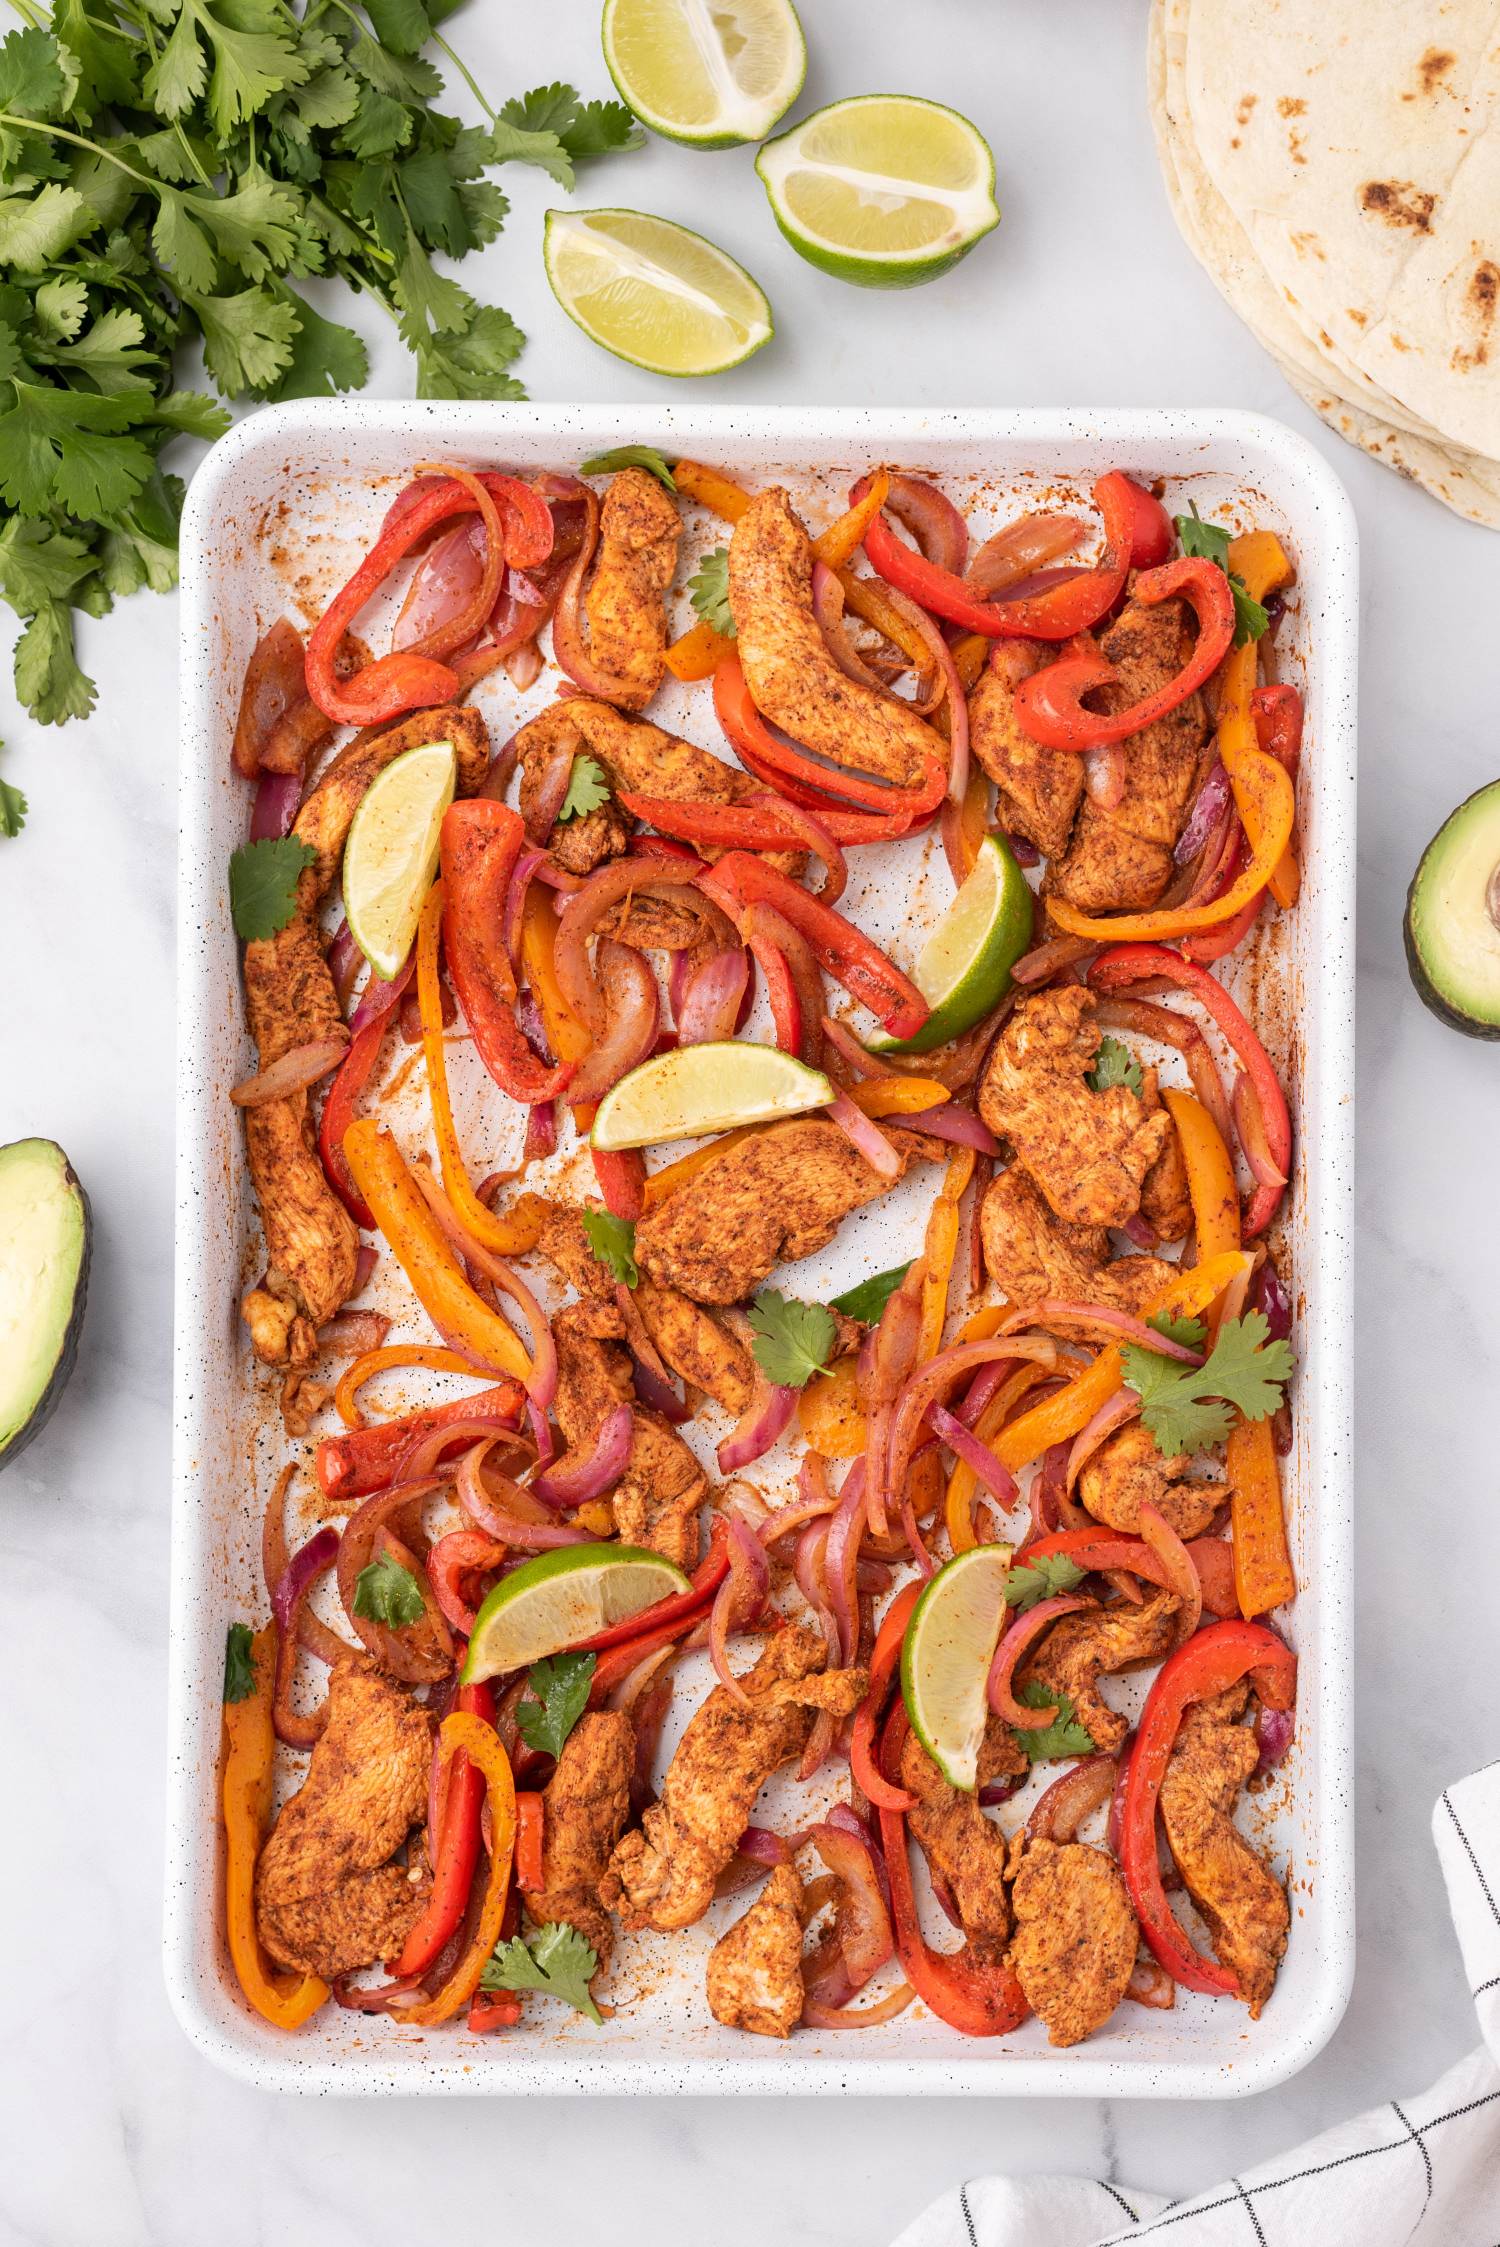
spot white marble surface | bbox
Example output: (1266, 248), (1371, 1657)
(3, 0), (1499, 2237)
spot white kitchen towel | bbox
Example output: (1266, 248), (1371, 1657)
(892, 1761), (1500, 2247)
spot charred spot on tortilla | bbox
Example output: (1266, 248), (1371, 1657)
(1358, 180), (1437, 233)
(1452, 261), (1499, 375)
(1416, 48), (1456, 96)
(1275, 97), (1305, 118)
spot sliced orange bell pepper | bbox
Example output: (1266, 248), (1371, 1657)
(814, 470), (890, 571)
(222, 1624), (329, 2029)
(334, 1343), (485, 1429)
(664, 618), (732, 682)
(945, 1358), (1053, 1556)
(515, 1791), (546, 1894)
(1227, 1415), (1296, 1618)
(393, 1713), (517, 2025)
(848, 1076), (950, 1118)
(919, 1147), (976, 1364)
(673, 460), (752, 523)
(1221, 530), (1297, 908)
(341, 1119), (531, 1380)
(520, 885), (592, 1070)
(1161, 1087), (1241, 1262)
(798, 1355), (866, 1458)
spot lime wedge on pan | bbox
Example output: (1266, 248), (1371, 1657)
(462, 1543), (690, 1683)
(342, 738), (456, 980)
(544, 207), (773, 376)
(603, 0), (806, 148)
(874, 833), (1034, 1055)
(591, 1040), (832, 1151)
(756, 94), (1000, 289)
(901, 1544), (1014, 1790)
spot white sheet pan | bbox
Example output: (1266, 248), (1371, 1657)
(167, 403), (1356, 2096)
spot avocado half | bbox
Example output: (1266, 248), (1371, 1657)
(1405, 779), (1500, 1039)
(0, 1138), (91, 1470)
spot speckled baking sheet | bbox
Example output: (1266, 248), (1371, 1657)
(167, 403), (1357, 2095)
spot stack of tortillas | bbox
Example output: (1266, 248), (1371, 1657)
(1150, 0), (1500, 526)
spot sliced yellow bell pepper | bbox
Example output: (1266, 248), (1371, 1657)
(1162, 1087), (1241, 1262)
(1228, 1415), (1296, 1618)
(222, 1624), (329, 2030)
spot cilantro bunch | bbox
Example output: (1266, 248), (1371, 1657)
(0, 3), (640, 756)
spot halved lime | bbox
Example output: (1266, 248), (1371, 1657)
(591, 1039), (832, 1151)
(755, 94), (1000, 289)
(901, 1544), (1013, 1791)
(602, 0), (806, 148)
(543, 207), (773, 376)
(342, 739), (456, 980)
(462, 1543), (690, 1683)
(875, 834), (1033, 1056)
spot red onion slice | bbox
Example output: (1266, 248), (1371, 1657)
(676, 948), (750, 1046)
(530, 1402), (633, 1507)
(1025, 1754), (1117, 1842)
(717, 1372), (798, 1474)
(986, 1594), (1092, 1726)
(567, 940), (661, 1106)
(1253, 1255), (1293, 1343)
(1254, 1702), (1296, 1773)
(1175, 760), (1233, 866)
(347, 950), (414, 1038)
(886, 474), (968, 577)
(826, 1088), (902, 1181)
(230, 1036), (348, 1107)
(1002, 1300), (1203, 1363)
(896, 1101), (1000, 1156)
(811, 560), (889, 693)
(250, 769), (302, 841)
(966, 512), (1087, 599)
(926, 1402), (1018, 1506)
(393, 516), (487, 652)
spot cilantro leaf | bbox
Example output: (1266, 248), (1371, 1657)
(1010, 1679), (1095, 1762)
(1086, 1035), (1143, 1095)
(1122, 1310), (1294, 1458)
(582, 1210), (637, 1289)
(352, 1551), (425, 1626)
(266, 285), (369, 401)
(361, 0), (431, 55)
(1149, 1310), (1208, 1351)
(0, 773), (25, 839)
(0, 183), (87, 268)
(1230, 577), (1269, 648)
(556, 753), (610, 823)
(0, 383), (153, 520)
(501, 82), (642, 164)
(830, 1262), (913, 1324)
(515, 1651), (596, 1761)
(580, 445), (676, 491)
(481, 1920), (602, 2024)
(186, 284), (299, 394)
(747, 1289), (837, 1389)
(223, 1620), (256, 1702)
(0, 25), (71, 119)
(14, 598), (94, 723)
(228, 835), (314, 940)
(1173, 505), (1267, 646)
(487, 115), (574, 189)
(1003, 1553), (1086, 1612)
(688, 545), (734, 638)
(413, 303), (526, 401)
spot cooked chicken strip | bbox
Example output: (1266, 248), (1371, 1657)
(600, 1626), (867, 1932)
(553, 1309), (706, 1569)
(240, 704), (489, 1366)
(707, 1861), (806, 2038)
(535, 1203), (754, 1413)
(634, 1117), (935, 1306)
(969, 642), (1083, 861)
(898, 1719), (1024, 1961)
(1078, 1421), (1225, 1541)
(728, 486), (935, 787)
(1048, 597), (1209, 913)
(1138, 1067), (1192, 1243)
(1006, 1837), (1138, 2047)
(523, 1709), (635, 1971)
(977, 986), (1172, 1229)
(979, 1168), (1177, 1317)
(584, 467), (681, 711)
(1159, 1685), (1289, 2017)
(1016, 1590), (1180, 1757)
(255, 1663), (432, 1980)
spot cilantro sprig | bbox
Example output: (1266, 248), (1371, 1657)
(222, 1619), (256, 1702)
(748, 1289), (837, 1389)
(582, 1210), (637, 1288)
(1003, 1553), (1086, 1612)
(1123, 1309), (1294, 1458)
(515, 1651), (596, 1760)
(556, 753), (611, 823)
(830, 1262), (912, 1324)
(481, 1920), (602, 2024)
(1087, 1035), (1143, 1095)
(687, 545), (735, 637)
(580, 444), (675, 490)
(352, 1552), (425, 1627)
(228, 835), (313, 940)
(1173, 504), (1270, 647)
(0, 761), (25, 839)
(1010, 1680), (1096, 1762)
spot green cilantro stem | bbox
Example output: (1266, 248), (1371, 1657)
(0, 111), (160, 188)
(431, 30), (496, 121)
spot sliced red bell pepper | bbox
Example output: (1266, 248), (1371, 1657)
(1019, 1527), (1231, 1611)
(860, 470), (1136, 643)
(1088, 944), (1292, 1237)
(394, 1674), (497, 1979)
(591, 1147), (645, 1221)
(699, 852), (930, 1041)
(441, 801), (575, 1106)
(515, 1791), (546, 1894)
(318, 1015), (384, 1228)
(314, 1382), (525, 1504)
(1013, 556), (1236, 751)
(1251, 682), (1303, 778)
(583, 1519), (731, 1671)
(744, 918), (802, 1057)
(1115, 474), (1174, 569)
(849, 1581), (921, 1811)
(879, 1704), (1030, 2036)
(466, 1889), (524, 2031)
(713, 655), (945, 823)
(616, 791), (907, 851)
(1119, 1619), (1295, 1998)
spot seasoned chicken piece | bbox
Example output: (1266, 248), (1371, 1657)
(553, 1310), (706, 1569)
(1006, 1838), (1138, 2047)
(979, 1167), (1178, 1317)
(1159, 1686), (1289, 2017)
(536, 1201), (624, 1326)
(1048, 598), (1209, 913)
(584, 467), (681, 710)
(1138, 1068), (1192, 1243)
(898, 1719), (1025, 1961)
(523, 1710), (635, 1971)
(241, 705), (490, 1366)
(1017, 1591), (1180, 1757)
(635, 1281), (756, 1414)
(255, 1664), (432, 1980)
(977, 986), (1172, 1229)
(1078, 1422), (1225, 1540)
(969, 642), (1083, 861)
(707, 1862), (806, 2038)
(635, 1117), (934, 1306)
(728, 486), (934, 786)
(601, 1627), (867, 1931)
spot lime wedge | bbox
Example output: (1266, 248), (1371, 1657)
(591, 1040), (832, 1151)
(901, 1544), (1014, 1791)
(755, 94), (1000, 289)
(875, 834), (1033, 1056)
(342, 739), (456, 980)
(603, 0), (806, 148)
(462, 1543), (690, 1683)
(543, 207), (773, 376)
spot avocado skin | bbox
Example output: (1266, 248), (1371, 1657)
(1404, 781), (1500, 1041)
(0, 1142), (91, 1473)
